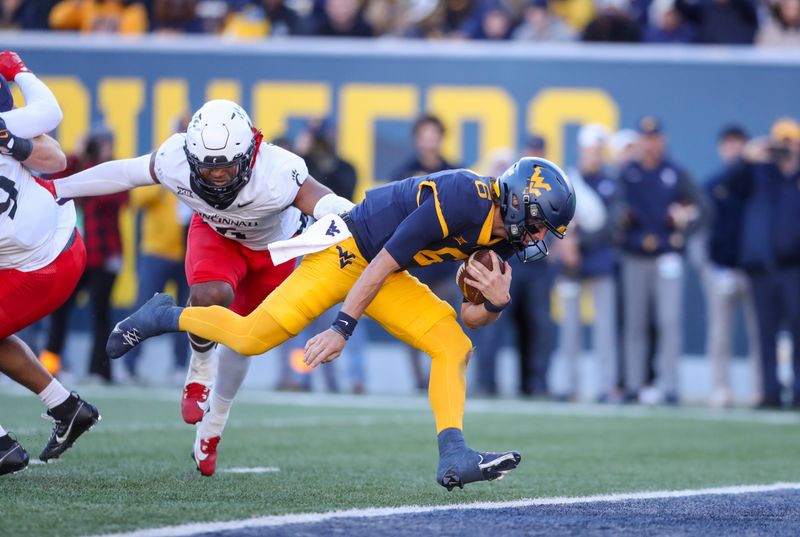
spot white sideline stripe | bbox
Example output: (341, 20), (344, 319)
(83, 482), (800, 537)
(220, 467), (280, 474)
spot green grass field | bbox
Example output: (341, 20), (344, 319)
(2, 387), (800, 537)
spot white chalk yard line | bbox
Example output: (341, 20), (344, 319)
(82, 482), (800, 537)
(220, 467), (280, 474)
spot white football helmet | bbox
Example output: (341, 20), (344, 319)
(184, 99), (258, 209)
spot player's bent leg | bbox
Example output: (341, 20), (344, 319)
(415, 319), (522, 490)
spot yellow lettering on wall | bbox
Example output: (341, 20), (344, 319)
(252, 82), (330, 143)
(207, 79), (241, 104)
(339, 84), (418, 199)
(99, 78), (145, 159)
(427, 86), (516, 168)
(41, 77), (90, 154)
(153, 79), (188, 149)
(99, 78), (145, 307)
(528, 89), (619, 166)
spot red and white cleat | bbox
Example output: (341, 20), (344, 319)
(182, 383), (210, 424)
(192, 434), (220, 477)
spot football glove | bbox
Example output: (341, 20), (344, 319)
(0, 50), (31, 81)
(0, 117), (33, 162)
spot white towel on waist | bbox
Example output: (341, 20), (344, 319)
(268, 214), (352, 265)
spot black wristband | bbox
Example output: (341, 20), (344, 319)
(331, 311), (357, 340)
(484, 298), (510, 313)
(8, 136), (32, 162)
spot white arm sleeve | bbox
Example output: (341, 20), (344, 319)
(313, 193), (355, 220)
(0, 73), (63, 138)
(54, 154), (155, 198)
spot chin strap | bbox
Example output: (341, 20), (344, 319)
(250, 128), (263, 169)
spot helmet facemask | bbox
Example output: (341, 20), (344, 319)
(184, 100), (259, 210)
(185, 136), (256, 210)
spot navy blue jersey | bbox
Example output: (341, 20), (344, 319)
(347, 169), (515, 269)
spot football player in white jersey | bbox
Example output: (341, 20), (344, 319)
(51, 99), (353, 475)
(0, 50), (100, 476)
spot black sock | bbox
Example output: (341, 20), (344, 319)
(49, 394), (79, 419)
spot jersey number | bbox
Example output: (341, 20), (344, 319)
(474, 181), (490, 200)
(214, 226), (247, 240)
(413, 247), (469, 266)
(0, 175), (19, 219)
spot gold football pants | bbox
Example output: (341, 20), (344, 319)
(179, 237), (473, 431)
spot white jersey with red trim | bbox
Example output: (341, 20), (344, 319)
(0, 154), (76, 272)
(153, 134), (307, 251)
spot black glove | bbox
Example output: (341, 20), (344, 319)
(0, 116), (33, 162)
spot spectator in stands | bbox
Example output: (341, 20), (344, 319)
(49, 0), (148, 33)
(223, 0), (303, 37)
(365, 0), (439, 37)
(465, 1), (514, 39)
(512, 0), (576, 41)
(674, 0), (758, 44)
(472, 136), (558, 398)
(614, 116), (706, 405)
(122, 116), (191, 385)
(757, 0), (800, 47)
(702, 125), (761, 408)
(548, 0), (594, 30)
(38, 126), (128, 383)
(150, 0), (204, 33)
(644, 0), (696, 43)
(441, 0), (481, 37)
(306, 0), (373, 37)
(724, 118), (800, 409)
(582, 0), (642, 42)
(556, 124), (620, 402)
(0, 0), (58, 29)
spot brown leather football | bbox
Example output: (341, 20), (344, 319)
(456, 250), (505, 304)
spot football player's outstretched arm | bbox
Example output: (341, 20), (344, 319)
(291, 174), (355, 219)
(52, 152), (158, 199)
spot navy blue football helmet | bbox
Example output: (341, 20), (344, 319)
(495, 157), (576, 262)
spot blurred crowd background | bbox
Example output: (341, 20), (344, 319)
(2, 1), (799, 411)
(0, 0), (798, 46)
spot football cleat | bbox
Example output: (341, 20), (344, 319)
(106, 293), (180, 359)
(436, 428), (521, 491)
(192, 433), (220, 477)
(182, 383), (210, 424)
(0, 435), (29, 476)
(437, 449), (522, 491)
(39, 393), (100, 462)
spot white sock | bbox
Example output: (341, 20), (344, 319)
(38, 379), (70, 409)
(0, 424), (6, 437)
(199, 392), (233, 439)
(185, 346), (218, 387)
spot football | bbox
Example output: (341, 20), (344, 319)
(456, 250), (505, 304)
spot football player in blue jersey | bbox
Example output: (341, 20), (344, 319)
(107, 157), (576, 488)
